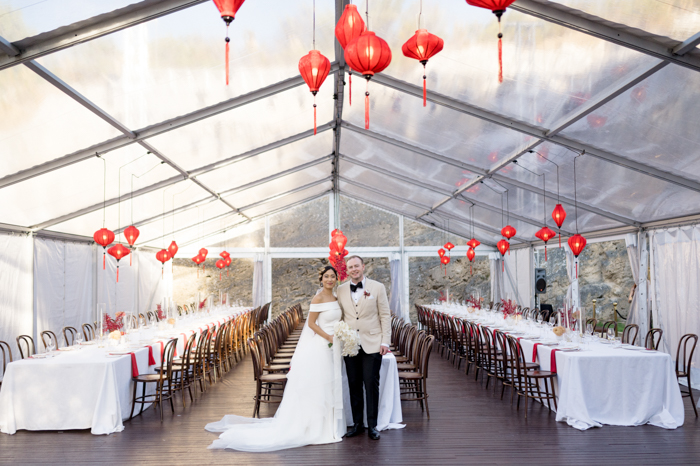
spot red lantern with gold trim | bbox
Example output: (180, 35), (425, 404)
(465, 0), (517, 83)
(123, 225), (139, 266)
(467, 238), (481, 249)
(212, 0), (246, 85)
(168, 241), (178, 259)
(94, 228), (115, 270)
(440, 255), (450, 276)
(335, 4), (366, 106)
(216, 259), (226, 281)
(535, 226), (556, 261)
(345, 31), (392, 129)
(299, 50), (331, 135)
(497, 239), (509, 272)
(107, 244), (130, 283)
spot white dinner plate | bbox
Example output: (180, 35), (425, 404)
(80, 341), (96, 345)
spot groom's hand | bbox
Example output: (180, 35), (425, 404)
(380, 345), (390, 356)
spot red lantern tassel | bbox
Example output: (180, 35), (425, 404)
(225, 27), (230, 86)
(116, 267), (119, 283)
(470, 265), (473, 276)
(559, 230), (561, 248)
(423, 64), (427, 107)
(576, 262), (578, 279)
(220, 271), (222, 281)
(313, 96), (317, 135)
(227, 269), (229, 277)
(130, 254), (132, 266)
(365, 81), (370, 130)
(498, 20), (503, 84)
(545, 245), (547, 261)
(349, 72), (352, 106)
(103, 252), (106, 270)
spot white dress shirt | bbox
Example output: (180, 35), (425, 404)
(350, 277), (366, 304)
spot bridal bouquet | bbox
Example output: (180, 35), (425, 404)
(330, 321), (361, 357)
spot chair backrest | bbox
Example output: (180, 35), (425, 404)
(40, 330), (58, 350)
(16, 335), (35, 359)
(418, 335), (436, 378)
(601, 321), (617, 337)
(158, 338), (178, 381)
(645, 328), (663, 350)
(82, 323), (95, 341)
(675, 334), (698, 377)
(621, 324), (639, 345)
(247, 337), (263, 380)
(506, 335), (529, 393)
(62, 326), (77, 346)
(0, 341), (13, 377)
(585, 318), (597, 332)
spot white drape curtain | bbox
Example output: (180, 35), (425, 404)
(0, 233), (33, 357)
(489, 253), (504, 305)
(137, 249), (171, 315)
(34, 238), (93, 345)
(504, 248), (532, 307)
(564, 246), (578, 310)
(252, 254), (265, 308)
(649, 226), (700, 389)
(389, 253), (403, 318)
(624, 233), (649, 343)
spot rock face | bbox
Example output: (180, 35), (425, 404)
(409, 256), (490, 322)
(340, 197), (399, 246)
(271, 197), (329, 247)
(271, 257), (391, 318)
(172, 257), (254, 308)
(536, 240), (634, 323)
(404, 218), (470, 247)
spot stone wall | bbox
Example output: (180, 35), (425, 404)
(536, 239), (634, 322)
(409, 256), (490, 322)
(340, 197), (399, 247)
(270, 197), (329, 247)
(172, 257), (254, 307)
(271, 257), (391, 318)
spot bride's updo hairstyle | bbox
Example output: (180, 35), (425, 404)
(318, 265), (338, 283)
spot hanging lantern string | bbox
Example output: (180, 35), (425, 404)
(129, 160), (161, 225)
(573, 152), (583, 234)
(498, 15), (503, 83)
(417, 0), (422, 29)
(313, 0), (316, 50)
(117, 151), (151, 241)
(225, 24), (230, 86)
(97, 154), (106, 229)
(365, 0), (369, 29)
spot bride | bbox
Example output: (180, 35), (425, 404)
(205, 265), (346, 451)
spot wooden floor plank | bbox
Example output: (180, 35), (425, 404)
(0, 346), (698, 465)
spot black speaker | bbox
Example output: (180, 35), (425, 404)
(535, 268), (547, 294)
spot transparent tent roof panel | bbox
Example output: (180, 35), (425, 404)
(242, 182), (331, 219)
(339, 182), (428, 220)
(145, 85), (333, 172)
(32, 0), (336, 130)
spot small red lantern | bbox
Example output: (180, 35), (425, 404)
(535, 226), (556, 261)
(212, 0), (246, 85)
(438, 248), (446, 258)
(331, 228), (343, 237)
(333, 232), (348, 252)
(299, 50), (331, 135)
(192, 254), (204, 278)
(440, 255), (450, 276)
(216, 259), (226, 281)
(220, 250), (230, 259)
(199, 248), (208, 271)
(402, 29), (444, 106)
(497, 239), (510, 271)
(552, 204), (567, 247)
(465, 0), (517, 83)
(224, 256), (232, 277)
(156, 249), (170, 278)
(501, 225), (516, 240)
(467, 238), (481, 249)
(335, 4), (366, 106)
(568, 234), (587, 278)
(344, 31), (392, 129)
(587, 114), (607, 128)
(94, 228), (115, 270)
(107, 244), (130, 283)
(123, 225), (139, 266)
(168, 240), (178, 259)
(444, 242), (455, 253)
(466, 247), (476, 275)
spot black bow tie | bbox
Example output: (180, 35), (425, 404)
(350, 282), (363, 293)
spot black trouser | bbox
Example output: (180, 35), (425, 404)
(344, 347), (382, 428)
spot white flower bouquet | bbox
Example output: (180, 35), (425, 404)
(330, 321), (361, 357)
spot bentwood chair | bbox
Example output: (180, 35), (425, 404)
(645, 328), (663, 350)
(82, 323), (96, 341)
(399, 334), (436, 418)
(130, 338), (178, 422)
(675, 333), (698, 417)
(62, 326), (78, 346)
(0, 341), (13, 386)
(585, 318), (597, 333)
(601, 321), (617, 337)
(16, 335), (35, 359)
(248, 337), (287, 418)
(507, 336), (557, 418)
(40, 330), (59, 350)
(621, 324), (639, 345)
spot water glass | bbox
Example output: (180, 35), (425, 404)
(607, 327), (615, 342)
(586, 323), (593, 337)
(75, 332), (84, 345)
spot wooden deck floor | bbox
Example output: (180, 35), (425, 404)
(1, 349), (698, 465)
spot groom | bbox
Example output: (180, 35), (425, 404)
(338, 255), (391, 441)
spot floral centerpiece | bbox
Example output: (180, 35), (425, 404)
(103, 312), (125, 333)
(466, 295), (481, 310)
(501, 299), (519, 319)
(330, 321), (361, 357)
(156, 305), (166, 321)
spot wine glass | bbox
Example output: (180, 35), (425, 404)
(537, 314), (544, 325)
(75, 331), (84, 346)
(607, 327), (615, 342)
(585, 323), (593, 338)
(549, 315), (557, 328)
(47, 339), (56, 353)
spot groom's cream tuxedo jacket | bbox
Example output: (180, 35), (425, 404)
(338, 278), (391, 354)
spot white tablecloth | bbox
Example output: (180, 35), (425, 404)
(433, 305), (685, 431)
(341, 353), (404, 431)
(0, 309), (243, 435)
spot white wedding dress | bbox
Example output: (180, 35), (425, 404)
(205, 301), (346, 452)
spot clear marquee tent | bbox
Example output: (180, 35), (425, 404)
(1, 0), (700, 385)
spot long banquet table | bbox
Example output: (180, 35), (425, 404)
(0, 307), (247, 435)
(431, 304), (685, 431)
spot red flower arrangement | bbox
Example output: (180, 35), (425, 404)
(156, 308), (166, 320)
(103, 312), (125, 332)
(501, 299), (519, 319)
(466, 295), (481, 309)
(199, 299), (207, 310)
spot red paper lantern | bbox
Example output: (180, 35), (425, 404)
(333, 232), (348, 252)
(501, 225), (516, 240)
(535, 226), (556, 261)
(94, 228), (115, 270)
(156, 249), (170, 278)
(216, 259), (226, 281)
(220, 250), (230, 259)
(123, 225), (139, 266)
(168, 240), (178, 259)
(299, 50), (331, 135)
(497, 239), (509, 256)
(224, 256), (232, 277)
(467, 238), (481, 249)
(192, 254), (204, 278)
(587, 114), (607, 128)
(568, 233), (587, 278)
(551, 203), (566, 247)
(344, 31), (392, 129)
(440, 255), (451, 276)
(465, 0), (517, 83)
(402, 29), (444, 106)
(331, 229), (343, 237)
(466, 247), (476, 275)
(199, 248), (208, 271)
(212, 0), (246, 85)
(107, 244), (130, 283)
(444, 242), (455, 251)
(335, 4), (366, 106)
(437, 248), (446, 258)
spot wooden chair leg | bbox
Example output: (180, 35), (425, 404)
(129, 381), (138, 420)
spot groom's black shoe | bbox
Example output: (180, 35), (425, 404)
(346, 423), (365, 438)
(368, 426), (380, 440)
